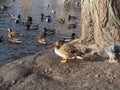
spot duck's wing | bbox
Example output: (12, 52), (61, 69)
(60, 43), (78, 54)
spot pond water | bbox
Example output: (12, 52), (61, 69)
(0, 0), (81, 66)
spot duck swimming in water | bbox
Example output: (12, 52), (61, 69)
(62, 33), (76, 42)
(68, 22), (77, 28)
(68, 15), (77, 21)
(11, 14), (20, 20)
(7, 28), (23, 37)
(107, 44), (120, 63)
(42, 27), (55, 37)
(37, 35), (47, 45)
(25, 24), (39, 30)
(53, 40), (84, 63)
(0, 5), (8, 10)
(8, 34), (22, 44)
(57, 18), (65, 24)
(46, 15), (51, 22)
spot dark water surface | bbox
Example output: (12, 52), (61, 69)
(0, 0), (81, 66)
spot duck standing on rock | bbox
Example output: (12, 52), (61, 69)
(53, 40), (84, 63)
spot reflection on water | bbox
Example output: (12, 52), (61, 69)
(0, 0), (81, 66)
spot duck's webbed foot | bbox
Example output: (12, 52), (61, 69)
(60, 58), (68, 64)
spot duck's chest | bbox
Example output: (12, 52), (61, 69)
(54, 48), (67, 58)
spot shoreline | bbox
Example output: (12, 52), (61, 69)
(0, 48), (120, 90)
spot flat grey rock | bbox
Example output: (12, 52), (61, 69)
(0, 49), (120, 90)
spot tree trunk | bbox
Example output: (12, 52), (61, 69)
(80, 0), (120, 48)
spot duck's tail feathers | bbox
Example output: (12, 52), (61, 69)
(76, 56), (84, 59)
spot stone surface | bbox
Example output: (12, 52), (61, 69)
(0, 49), (120, 90)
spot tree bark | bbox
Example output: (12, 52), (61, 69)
(80, 0), (120, 48)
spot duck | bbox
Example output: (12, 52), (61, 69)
(41, 14), (45, 21)
(25, 24), (39, 30)
(46, 15), (51, 22)
(42, 27), (55, 37)
(62, 33), (76, 42)
(68, 22), (77, 28)
(11, 14), (21, 20)
(0, 5), (8, 10)
(26, 16), (32, 24)
(7, 28), (23, 37)
(8, 34), (22, 44)
(51, 9), (56, 14)
(46, 4), (50, 8)
(53, 40), (84, 63)
(68, 15), (77, 21)
(0, 34), (4, 42)
(57, 18), (65, 24)
(37, 36), (47, 45)
(30, 24), (39, 30)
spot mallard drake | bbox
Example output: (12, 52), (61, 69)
(26, 16), (32, 24)
(41, 14), (45, 21)
(30, 24), (39, 30)
(46, 15), (51, 22)
(7, 28), (23, 37)
(62, 33), (76, 42)
(68, 22), (77, 28)
(25, 23), (39, 30)
(42, 27), (55, 37)
(53, 40), (84, 63)
(68, 15), (77, 21)
(0, 34), (4, 42)
(37, 36), (47, 45)
(57, 18), (65, 24)
(8, 34), (22, 44)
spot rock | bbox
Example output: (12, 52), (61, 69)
(0, 49), (120, 90)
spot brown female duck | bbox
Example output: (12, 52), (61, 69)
(53, 40), (84, 63)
